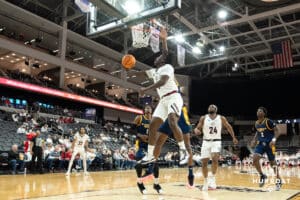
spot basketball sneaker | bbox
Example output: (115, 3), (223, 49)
(208, 176), (217, 190)
(202, 178), (208, 191)
(179, 149), (188, 164)
(153, 184), (163, 194)
(138, 154), (156, 165)
(259, 174), (267, 187)
(137, 182), (147, 194)
(275, 179), (282, 191)
(65, 172), (70, 177)
(84, 172), (90, 176)
(187, 175), (195, 189)
(179, 152), (189, 165)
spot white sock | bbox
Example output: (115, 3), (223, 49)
(154, 178), (159, 184)
(178, 141), (186, 150)
(148, 145), (154, 158)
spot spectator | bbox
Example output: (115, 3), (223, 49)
(17, 124), (27, 134)
(59, 147), (72, 170)
(46, 145), (61, 172)
(8, 144), (24, 175)
(113, 149), (124, 170)
(164, 152), (175, 168)
(41, 124), (49, 134)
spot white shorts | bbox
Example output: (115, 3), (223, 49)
(201, 140), (221, 159)
(153, 93), (183, 121)
(73, 148), (86, 158)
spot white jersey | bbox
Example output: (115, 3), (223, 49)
(146, 64), (178, 98)
(202, 114), (222, 140)
(74, 132), (89, 150)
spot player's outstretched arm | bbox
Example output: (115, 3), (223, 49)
(194, 116), (205, 135)
(140, 75), (169, 95)
(221, 116), (238, 145)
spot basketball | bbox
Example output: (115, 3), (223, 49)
(122, 54), (136, 69)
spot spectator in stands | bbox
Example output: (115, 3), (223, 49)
(8, 144), (24, 175)
(59, 147), (71, 170)
(41, 124), (49, 134)
(17, 124), (27, 134)
(127, 148), (136, 169)
(102, 149), (113, 170)
(46, 145), (61, 172)
(164, 152), (174, 168)
(113, 149), (124, 170)
(30, 131), (44, 174)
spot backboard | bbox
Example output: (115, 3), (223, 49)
(87, 0), (181, 36)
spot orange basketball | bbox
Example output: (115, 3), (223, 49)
(122, 54), (136, 69)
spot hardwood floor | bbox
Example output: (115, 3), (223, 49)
(1, 166), (299, 200)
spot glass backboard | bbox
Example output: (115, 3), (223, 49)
(87, 0), (181, 36)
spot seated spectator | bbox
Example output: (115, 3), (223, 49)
(113, 149), (124, 170)
(46, 145), (61, 172)
(17, 124), (27, 134)
(59, 148), (72, 170)
(41, 124), (49, 134)
(8, 144), (24, 175)
(164, 152), (175, 168)
(102, 149), (113, 170)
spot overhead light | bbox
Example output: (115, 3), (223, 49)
(76, 83), (80, 87)
(65, 73), (69, 75)
(11, 53), (16, 56)
(175, 34), (185, 43)
(15, 58), (20, 61)
(196, 39), (204, 47)
(93, 78), (97, 81)
(0, 57), (4, 60)
(192, 46), (202, 54)
(218, 10), (228, 20)
(10, 60), (15, 63)
(44, 63), (48, 66)
(78, 73), (81, 76)
(73, 57), (84, 61)
(6, 55), (10, 58)
(71, 71), (74, 74)
(72, 75), (76, 78)
(66, 76), (70, 79)
(124, 0), (142, 15)
(21, 69), (26, 72)
(21, 56), (26, 59)
(219, 46), (225, 52)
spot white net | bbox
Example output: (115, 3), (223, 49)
(131, 23), (152, 48)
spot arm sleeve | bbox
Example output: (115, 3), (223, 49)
(266, 119), (275, 130)
(159, 64), (174, 77)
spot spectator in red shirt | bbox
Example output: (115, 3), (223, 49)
(59, 147), (72, 170)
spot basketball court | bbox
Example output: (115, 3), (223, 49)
(0, 0), (300, 200)
(1, 167), (299, 200)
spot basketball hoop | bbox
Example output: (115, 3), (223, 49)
(131, 23), (152, 48)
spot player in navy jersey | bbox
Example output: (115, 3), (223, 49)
(251, 107), (282, 190)
(133, 105), (153, 194)
(136, 105), (194, 195)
